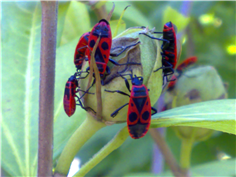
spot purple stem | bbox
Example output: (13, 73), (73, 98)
(38, 2), (58, 176)
(152, 1), (193, 175)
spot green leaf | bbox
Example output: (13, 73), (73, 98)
(59, 1), (91, 46)
(191, 158), (236, 176)
(124, 159), (236, 177)
(2, 2), (42, 176)
(151, 99), (236, 135)
(2, 2), (88, 176)
(57, 2), (70, 47)
(53, 38), (88, 160)
(163, 6), (190, 32)
(109, 19), (126, 38)
(110, 2), (152, 28)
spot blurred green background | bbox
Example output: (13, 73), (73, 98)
(2, 1), (235, 176)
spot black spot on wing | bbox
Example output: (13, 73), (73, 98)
(89, 40), (95, 48)
(142, 111), (150, 121)
(129, 112), (138, 122)
(101, 42), (109, 50)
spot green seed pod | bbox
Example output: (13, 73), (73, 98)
(167, 65), (228, 141)
(79, 27), (163, 124)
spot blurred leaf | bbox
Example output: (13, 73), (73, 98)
(151, 100), (236, 135)
(57, 2), (70, 47)
(91, 1), (107, 10)
(191, 158), (236, 176)
(60, 1), (91, 46)
(2, 2), (89, 176)
(191, 2), (216, 17)
(163, 6), (190, 32)
(108, 2), (152, 28)
(53, 37), (89, 160)
(109, 19), (126, 38)
(2, 2), (42, 176)
(124, 159), (236, 177)
(77, 124), (152, 177)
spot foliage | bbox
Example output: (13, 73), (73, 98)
(1, 1), (235, 177)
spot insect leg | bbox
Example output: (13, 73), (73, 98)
(110, 41), (141, 57)
(139, 33), (170, 44)
(111, 103), (129, 118)
(109, 58), (141, 66)
(119, 74), (131, 92)
(104, 89), (130, 97)
(76, 96), (96, 114)
(151, 107), (157, 115)
(80, 78), (96, 99)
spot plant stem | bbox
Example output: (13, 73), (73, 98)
(180, 128), (197, 169)
(149, 128), (189, 177)
(38, 2), (58, 177)
(73, 126), (129, 177)
(54, 115), (105, 176)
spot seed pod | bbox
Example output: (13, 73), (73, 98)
(79, 27), (163, 124)
(164, 65), (228, 141)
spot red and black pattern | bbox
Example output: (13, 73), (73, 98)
(86, 19), (112, 75)
(161, 22), (178, 75)
(105, 73), (157, 139)
(63, 75), (78, 117)
(166, 56), (198, 91)
(74, 32), (90, 70)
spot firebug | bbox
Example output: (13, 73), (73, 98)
(74, 32), (90, 70)
(105, 72), (157, 139)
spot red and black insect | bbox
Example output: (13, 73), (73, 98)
(63, 75), (79, 117)
(166, 56), (198, 91)
(139, 22), (177, 82)
(176, 56), (197, 74)
(160, 21), (178, 73)
(85, 19), (141, 76)
(105, 73), (157, 139)
(86, 19), (112, 75)
(63, 74), (94, 117)
(74, 32), (90, 70)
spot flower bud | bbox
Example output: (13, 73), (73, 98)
(165, 65), (228, 141)
(79, 27), (163, 124)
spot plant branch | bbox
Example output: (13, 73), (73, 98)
(54, 115), (105, 176)
(149, 128), (189, 177)
(89, 1), (107, 20)
(38, 2), (58, 177)
(73, 126), (129, 177)
(180, 128), (197, 169)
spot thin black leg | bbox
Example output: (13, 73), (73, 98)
(119, 74), (131, 92)
(111, 103), (129, 117)
(80, 78), (96, 99)
(151, 107), (157, 115)
(139, 33), (170, 43)
(110, 41), (141, 57)
(106, 66), (111, 75)
(104, 89), (130, 97)
(109, 58), (141, 66)
(76, 96), (96, 114)
(153, 32), (163, 34)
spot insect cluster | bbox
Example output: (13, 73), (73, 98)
(63, 4), (179, 139)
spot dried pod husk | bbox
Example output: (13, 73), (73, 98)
(165, 65), (228, 141)
(79, 27), (163, 124)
